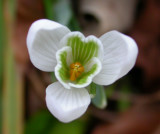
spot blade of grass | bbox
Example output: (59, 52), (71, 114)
(2, 0), (24, 134)
(3, 45), (24, 134)
(0, 1), (5, 133)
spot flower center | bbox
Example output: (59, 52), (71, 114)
(70, 62), (84, 81)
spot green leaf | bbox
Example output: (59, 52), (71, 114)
(88, 82), (97, 98)
(25, 111), (87, 134)
(44, 0), (81, 31)
(44, 0), (72, 25)
(25, 111), (54, 134)
(49, 120), (87, 134)
(68, 15), (81, 31)
(51, 72), (57, 82)
(43, 0), (57, 20)
(53, 0), (72, 25)
(92, 84), (107, 109)
(105, 84), (116, 98)
(117, 84), (131, 112)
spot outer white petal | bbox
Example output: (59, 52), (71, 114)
(27, 19), (71, 72)
(46, 82), (91, 123)
(93, 30), (138, 85)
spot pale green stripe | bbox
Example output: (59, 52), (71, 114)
(80, 40), (90, 64)
(71, 39), (76, 61)
(78, 40), (84, 63)
(83, 41), (98, 63)
(75, 37), (79, 61)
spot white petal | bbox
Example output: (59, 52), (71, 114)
(46, 82), (91, 123)
(93, 31), (138, 85)
(27, 19), (71, 72)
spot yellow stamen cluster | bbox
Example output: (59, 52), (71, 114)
(70, 62), (84, 81)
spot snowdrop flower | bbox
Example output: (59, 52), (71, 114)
(27, 19), (138, 123)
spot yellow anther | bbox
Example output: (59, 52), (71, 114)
(70, 62), (84, 81)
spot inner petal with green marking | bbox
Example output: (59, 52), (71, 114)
(55, 32), (103, 89)
(66, 33), (101, 64)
